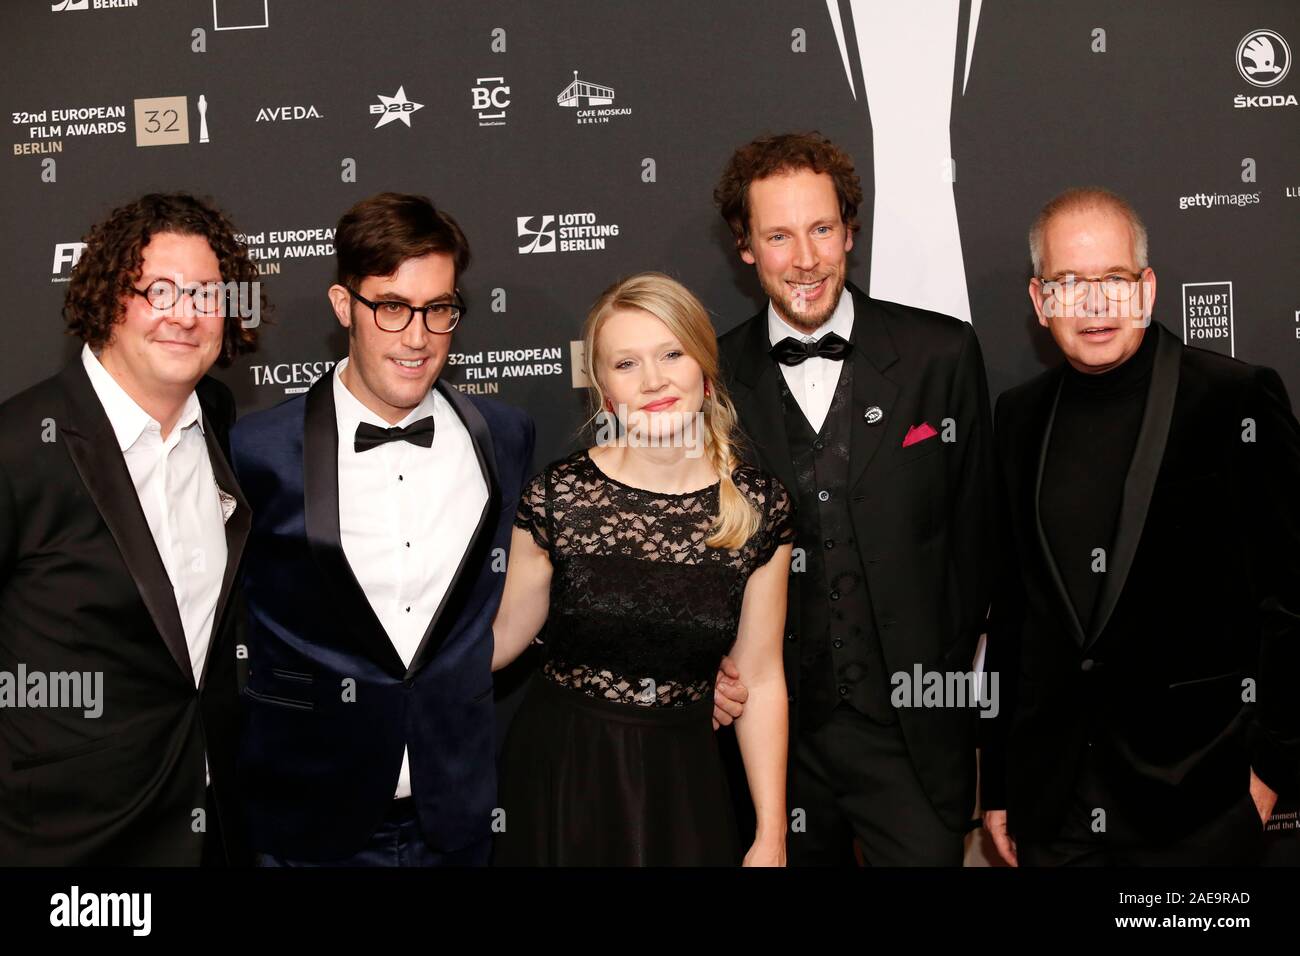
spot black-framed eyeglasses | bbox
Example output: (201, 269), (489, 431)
(1037, 270), (1146, 306)
(132, 277), (225, 314)
(347, 287), (465, 334)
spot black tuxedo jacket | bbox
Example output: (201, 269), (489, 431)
(0, 361), (249, 865)
(981, 323), (1300, 842)
(718, 283), (995, 828)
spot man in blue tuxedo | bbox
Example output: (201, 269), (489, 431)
(231, 193), (534, 865)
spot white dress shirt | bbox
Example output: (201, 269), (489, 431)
(766, 292), (855, 434)
(332, 358), (488, 799)
(82, 345), (227, 686)
(82, 345), (227, 784)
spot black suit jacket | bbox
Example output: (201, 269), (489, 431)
(981, 322), (1300, 842)
(718, 283), (995, 828)
(0, 361), (249, 864)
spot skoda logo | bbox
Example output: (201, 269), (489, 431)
(1237, 29), (1291, 88)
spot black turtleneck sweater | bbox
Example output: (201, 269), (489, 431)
(1040, 329), (1157, 633)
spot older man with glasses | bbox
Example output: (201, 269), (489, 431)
(980, 186), (1300, 866)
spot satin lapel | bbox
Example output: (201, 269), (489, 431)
(406, 379), (500, 676)
(197, 413), (249, 690)
(1084, 324), (1182, 650)
(1033, 368), (1089, 646)
(730, 309), (796, 496)
(57, 363), (192, 681)
(303, 372), (406, 677)
(846, 287), (900, 492)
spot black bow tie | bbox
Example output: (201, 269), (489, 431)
(769, 332), (853, 367)
(354, 416), (436, 453)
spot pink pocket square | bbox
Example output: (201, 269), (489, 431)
(902, 422), (938, 448)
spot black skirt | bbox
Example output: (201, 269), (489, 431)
(494, 673), (740, 866)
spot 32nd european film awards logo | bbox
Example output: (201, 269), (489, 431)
(517, 213), (620, 254)
(1234, 29), (1295, 109)
(133, 95), (210, 147)
(1183, 282), (1234, 357)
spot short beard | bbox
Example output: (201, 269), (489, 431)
(762, 270), (847, 335)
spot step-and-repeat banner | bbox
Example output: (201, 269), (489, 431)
(3, 0), (1298, 862)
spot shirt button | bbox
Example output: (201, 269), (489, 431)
(406, 607), (411, 613)
(832, 639), (844, 649)
(838, 685), (849, 697)
(398, 475), (404, 481)
(405, 542), (410, 548)
(824, 539), (834, 550)
(830, 589), (840, 601)
(817, 490), (830, 502)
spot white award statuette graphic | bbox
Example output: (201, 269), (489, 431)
(198, 94), (209, 144)
(826, 0), (981, 325)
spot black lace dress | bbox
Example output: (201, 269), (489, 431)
(494, 449), (793, 866)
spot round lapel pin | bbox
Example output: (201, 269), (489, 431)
(864, 406), (884, 425)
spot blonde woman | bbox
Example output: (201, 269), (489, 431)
(491, 273), (793, 866)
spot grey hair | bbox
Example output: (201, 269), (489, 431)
(1029, 186), (1149, 275)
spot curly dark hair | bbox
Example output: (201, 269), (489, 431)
(714, 132), (864, 252)
(62, 192), (264, 366)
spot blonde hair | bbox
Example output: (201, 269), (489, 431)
(582, 272), (759, 550)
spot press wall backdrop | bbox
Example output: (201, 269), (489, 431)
(3, 0), (1298, 861)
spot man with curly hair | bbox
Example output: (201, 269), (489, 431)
(713, 133), (995, 865)
(0, 192), (262, 865)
